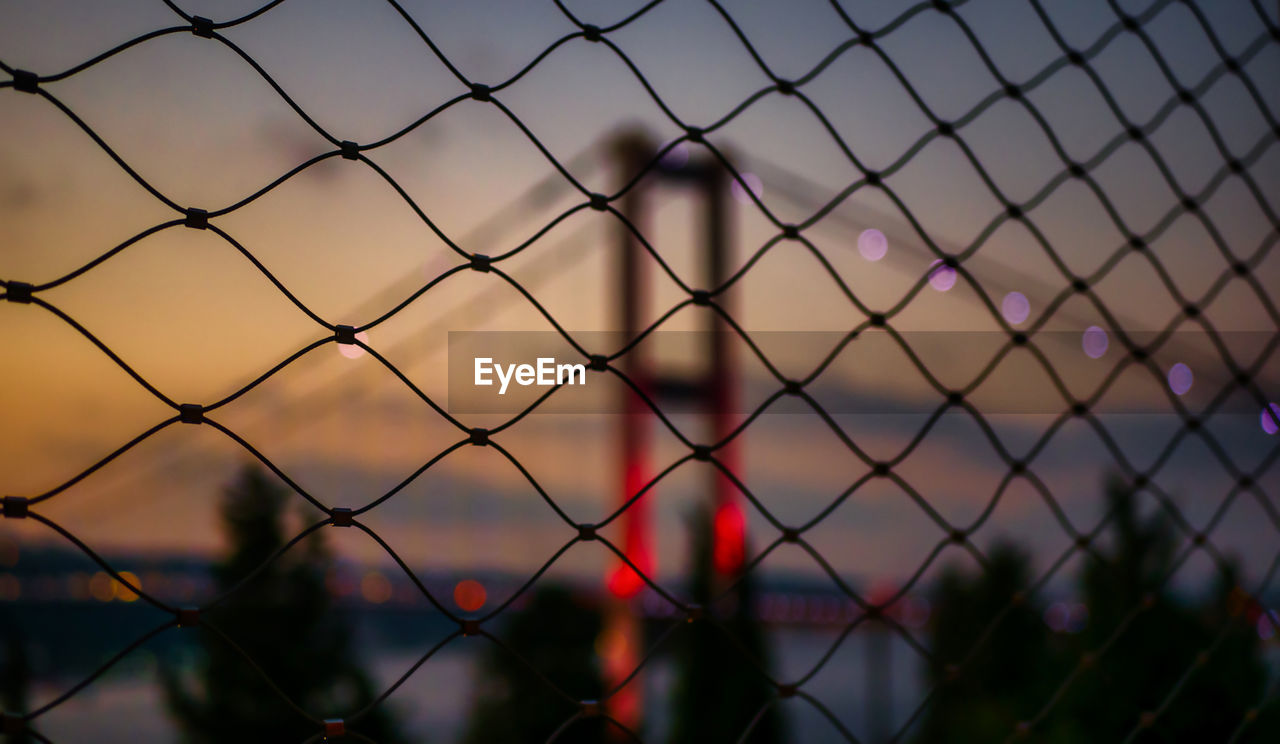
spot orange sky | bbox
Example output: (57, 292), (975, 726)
(2, 0), (1278, 591)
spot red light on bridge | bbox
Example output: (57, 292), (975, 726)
(713, 502), (746, 575)
(607, 541), (653, 599)
(454, 579), (487, 612)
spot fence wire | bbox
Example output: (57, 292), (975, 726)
(2, 0), (1280, 742)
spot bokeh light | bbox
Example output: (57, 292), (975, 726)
(67, 572), (90, 601)
(89, 571), (114, 602)
(660, 141), (689, 169)
(857, 228), (888, 262)
(0, 574), (19, 601)
(1167, 362), (1193, 396)
(0, 537), (17, 568)
(1044, 601), (1068, 632)
(1262, 403), (1280, 435)
(143, 571), (167, 598)
(899, 596), (931, 629)
(1066, 603), (1088, 633)
(454, 579), (487, 612)
(1259, 610), (1277, 641)
(1082, 326), (1108, 359)
(927, 259), (956, 292)
(713, 502), (747, 575)
(115, 571), (141, 602)
(361, 571), (392, 604)
(338, 330), (370, 359)
(1044, 601), (1088, 633)
(729, 172), (764, 205)
(1001, 291), (1030, 325)
(595, 627), (629, 660)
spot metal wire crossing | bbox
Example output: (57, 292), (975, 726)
(2, 0), (1280, 742)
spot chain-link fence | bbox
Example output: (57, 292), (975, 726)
(2, 0), (1279, 742)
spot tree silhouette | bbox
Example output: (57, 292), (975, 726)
(915, 543), (1063, 743)
(162, 464), (404, 743)
(1061, 477), (1280, 742)
(0, 621), (31, 744)
(666, 505), (784, 744)
(917, 476), (1280, 743)
(462, 584), (607, 744)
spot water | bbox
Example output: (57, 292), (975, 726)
(24, 627), (923, 743)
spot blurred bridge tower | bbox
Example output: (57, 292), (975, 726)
(601, 129), (747, 732)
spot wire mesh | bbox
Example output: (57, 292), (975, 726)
(1, 0), (1279, 742)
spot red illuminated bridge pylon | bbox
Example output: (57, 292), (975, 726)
(601, 129), (748, 729)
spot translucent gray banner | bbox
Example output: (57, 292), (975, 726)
(446, 331), (1278, 417)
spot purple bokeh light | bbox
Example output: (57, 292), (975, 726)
(1043, 602), (1088, 634)
(899, 596), (931, 629)
(730, 172), (763, 205)
(1263, 403), (1280, 435)
(1067, 604), (1088, 633)
(1167, 362), (1193, 396)
(1082, 326), (1108, 359)
(928, 259), (956, 292)
(1044, 602), (1067, 632)
(857, 228), (888, 262)
(1002, 291), (1030, 325)
(660, 141), (689, 169)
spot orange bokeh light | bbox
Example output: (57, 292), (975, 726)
(115, 571), (141, 602)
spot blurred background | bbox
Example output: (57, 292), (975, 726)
(1, 0), (1279, 741)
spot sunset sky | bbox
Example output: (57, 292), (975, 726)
(2, 0), (1278, 600)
